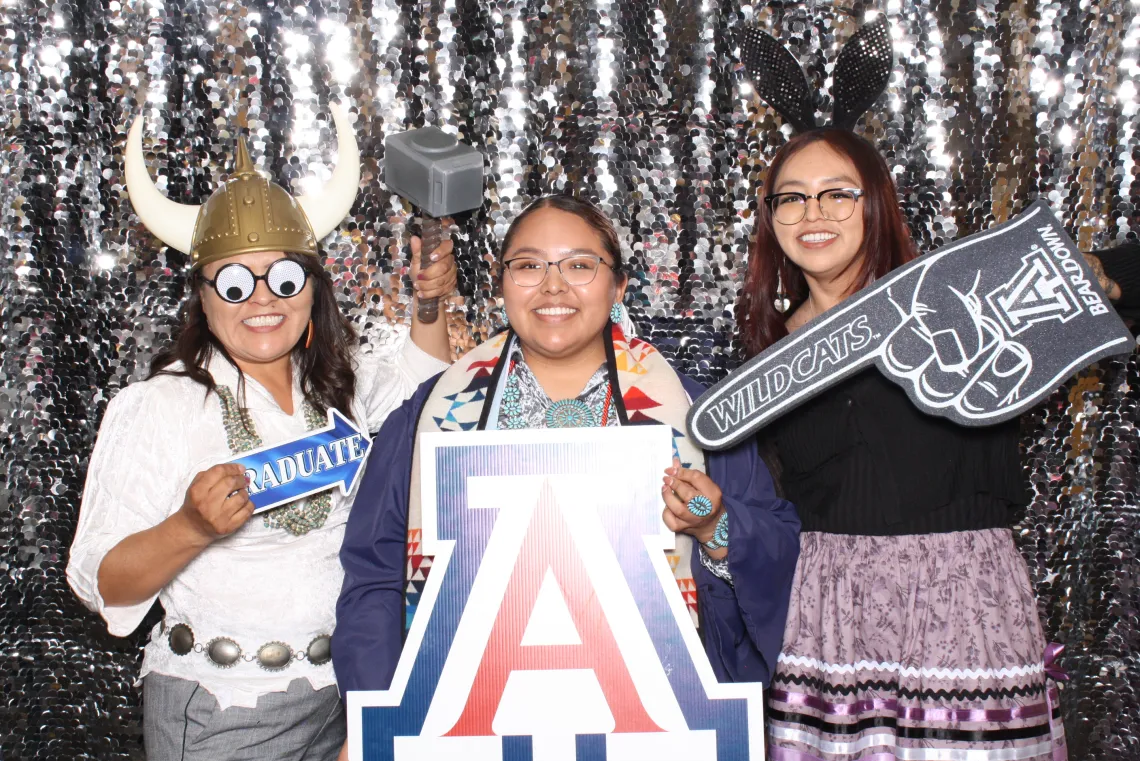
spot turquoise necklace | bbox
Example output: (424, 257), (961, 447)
(500, 359), (615, 430)
(216, 386), (333, 536)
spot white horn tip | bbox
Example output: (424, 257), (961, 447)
(123, 111), (201, 255)
(329, 102), (355, 134)
(295, 100), (361, 241)
(126, 115), (144, 153)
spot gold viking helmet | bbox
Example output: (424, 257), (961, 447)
(124, 103), (360, 270)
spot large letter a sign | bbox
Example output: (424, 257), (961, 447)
(346, 426), (764, 761)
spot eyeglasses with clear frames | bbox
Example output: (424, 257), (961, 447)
(764, 188), (864, 225)
(504, 254), (620, 287)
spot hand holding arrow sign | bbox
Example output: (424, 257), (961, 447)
(687, 202), (1134, 451)
(228, 408), (373, 514)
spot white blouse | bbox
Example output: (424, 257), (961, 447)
(67, 337), (448, 709)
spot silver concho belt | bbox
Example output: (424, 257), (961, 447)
(163, 622), (332, 671)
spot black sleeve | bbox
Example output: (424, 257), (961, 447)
(1092, 244), (1140, 309)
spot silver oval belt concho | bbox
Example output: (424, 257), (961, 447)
(165, 622), (332, 671)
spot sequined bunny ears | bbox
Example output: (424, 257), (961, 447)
(738, 15), (893, 132)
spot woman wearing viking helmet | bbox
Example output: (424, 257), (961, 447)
(331, 196), (801, 702)
(66, 105), (456, 760)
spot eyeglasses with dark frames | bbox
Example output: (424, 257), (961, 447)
(764, 188), (864, 225)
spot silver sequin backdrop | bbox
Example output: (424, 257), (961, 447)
(1, 0), (1137, 758)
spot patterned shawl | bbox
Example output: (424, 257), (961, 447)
(405, 323), (706, 627)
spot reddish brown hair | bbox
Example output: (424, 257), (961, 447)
(737, 128), (915, 358)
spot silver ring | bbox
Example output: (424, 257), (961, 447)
(226, 488), (245, 500)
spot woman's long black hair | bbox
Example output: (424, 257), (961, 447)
(148, 252), (357, 416)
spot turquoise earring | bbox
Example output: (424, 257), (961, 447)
(610, 302), (624, 323)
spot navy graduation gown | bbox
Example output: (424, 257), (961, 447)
(333, 374), (800, 694)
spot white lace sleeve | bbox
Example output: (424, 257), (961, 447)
(66, 380), (190, 636)
(355, 333), (449, 432)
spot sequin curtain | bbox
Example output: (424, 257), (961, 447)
(0, 0), (1136, 758)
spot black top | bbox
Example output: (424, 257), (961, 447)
(1091, 243), (1140, 332)
(765, 370), (1029, 535)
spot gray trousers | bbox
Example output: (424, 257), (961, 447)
(143, 673), (345, 761)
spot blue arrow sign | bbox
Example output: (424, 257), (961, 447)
(227, 408), (373, 514)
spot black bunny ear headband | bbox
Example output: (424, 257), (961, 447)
(738, 15), (893, 132)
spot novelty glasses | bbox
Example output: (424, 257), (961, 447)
(202, 259), (309, 304)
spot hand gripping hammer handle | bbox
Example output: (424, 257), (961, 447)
(417, 216), (445, 324)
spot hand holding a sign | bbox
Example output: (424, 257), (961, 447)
(178, 463), (254, 544)
(661, 459), (727, 559)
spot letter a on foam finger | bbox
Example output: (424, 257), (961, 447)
(688, 202), (1133, 450)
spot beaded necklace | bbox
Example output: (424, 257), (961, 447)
(216, 386), (333, 536)
(499, 359), (615, 430)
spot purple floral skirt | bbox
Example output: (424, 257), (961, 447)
(767, 529), (1067, 761)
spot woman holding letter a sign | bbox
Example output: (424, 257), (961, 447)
(722, 131), (1069, 756)
(334, 196), (801, 705)
(66, 105), (455, 760)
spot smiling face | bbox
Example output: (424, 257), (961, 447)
(501, 207), (627, 363)
(199, 250), (314, 375)
(770, 142), (867, 290)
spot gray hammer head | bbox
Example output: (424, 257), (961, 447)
(383, 127), (484, 218)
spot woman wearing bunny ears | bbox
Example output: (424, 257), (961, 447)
(66, 105), (456, 760)
(701, 18), (1069, 760)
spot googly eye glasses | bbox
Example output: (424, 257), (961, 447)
(202, 259), (309, 304)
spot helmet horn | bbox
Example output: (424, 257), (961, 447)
(295, 102), (361, 242)
(124, 115), (202, 254)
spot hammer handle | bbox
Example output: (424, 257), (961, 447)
(416, 215), (445, 324)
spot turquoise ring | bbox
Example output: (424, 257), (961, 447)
(686, 494), (714, 518)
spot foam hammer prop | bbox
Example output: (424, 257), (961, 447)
(688, 202), (1134, 450)
(384, 127), (484, 324)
